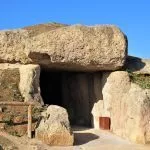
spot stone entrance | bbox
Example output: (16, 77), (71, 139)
(40, 68), (103, 127)
(1, 23), (150, 144)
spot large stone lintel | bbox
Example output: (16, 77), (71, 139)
(0, 23), (127, 71)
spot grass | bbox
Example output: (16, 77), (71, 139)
(127, 70), (150, 89)
(2, 115), (14, 126)
(32, 106), (46, 122)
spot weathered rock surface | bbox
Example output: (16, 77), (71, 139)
(95, 71), (150, 144)
(0, 23), (127, 71)
(0, 135), (18, 150)
(0, 66), (23, 102)
(0, 63), (43, 136)
(125, 56), (150, 74)
(91, 100), (104, 129)
(35, 105), (74, 146)
(0, 63), (42, 103)
(19, 64), (43, 103)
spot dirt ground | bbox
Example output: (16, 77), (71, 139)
(0, 127), (150, 150)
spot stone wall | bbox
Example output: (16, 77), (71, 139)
(61, 72), (103, 126)
(0, 63), (42, 136)
(0, 68), (23, 102)
(0, 63), (42, 103)
(92, 71), (150, 144)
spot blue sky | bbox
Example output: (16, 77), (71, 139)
(0, 0), (149, 58)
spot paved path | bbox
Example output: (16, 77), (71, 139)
(0, 127), (150, 150)
(48, 127), (150, 150)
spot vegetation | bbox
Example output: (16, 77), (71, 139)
(2, 114), (14, 126)
(127, 70), (150, 89)
(32, 106), (45, 121)
(8, 130), (21, 137)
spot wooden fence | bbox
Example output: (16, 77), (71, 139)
(0, 101), (35, 138)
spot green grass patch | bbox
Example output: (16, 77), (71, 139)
(128, 70), (150, 89)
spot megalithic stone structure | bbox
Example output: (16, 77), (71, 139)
(0, 24), (127, 71)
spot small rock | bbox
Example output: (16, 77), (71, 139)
(35, 105), (74, 146)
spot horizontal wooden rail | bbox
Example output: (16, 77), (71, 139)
(0, 101), (35, 138)
(0, 101), (34, 106)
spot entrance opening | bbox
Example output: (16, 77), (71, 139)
(40, 68), (103, 127)
(40, 69), (62, 106)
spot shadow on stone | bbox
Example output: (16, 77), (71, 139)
(74, 132), (99, 145)
(0, 145), (4, 150)
(125, 56), (146, 72)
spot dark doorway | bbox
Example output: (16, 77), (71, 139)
(40, 69), (62, 106)
(40, 69), (102, 127)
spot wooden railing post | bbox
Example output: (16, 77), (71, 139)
(28, 104), (32, 138)
(0, 101), (34, 139)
